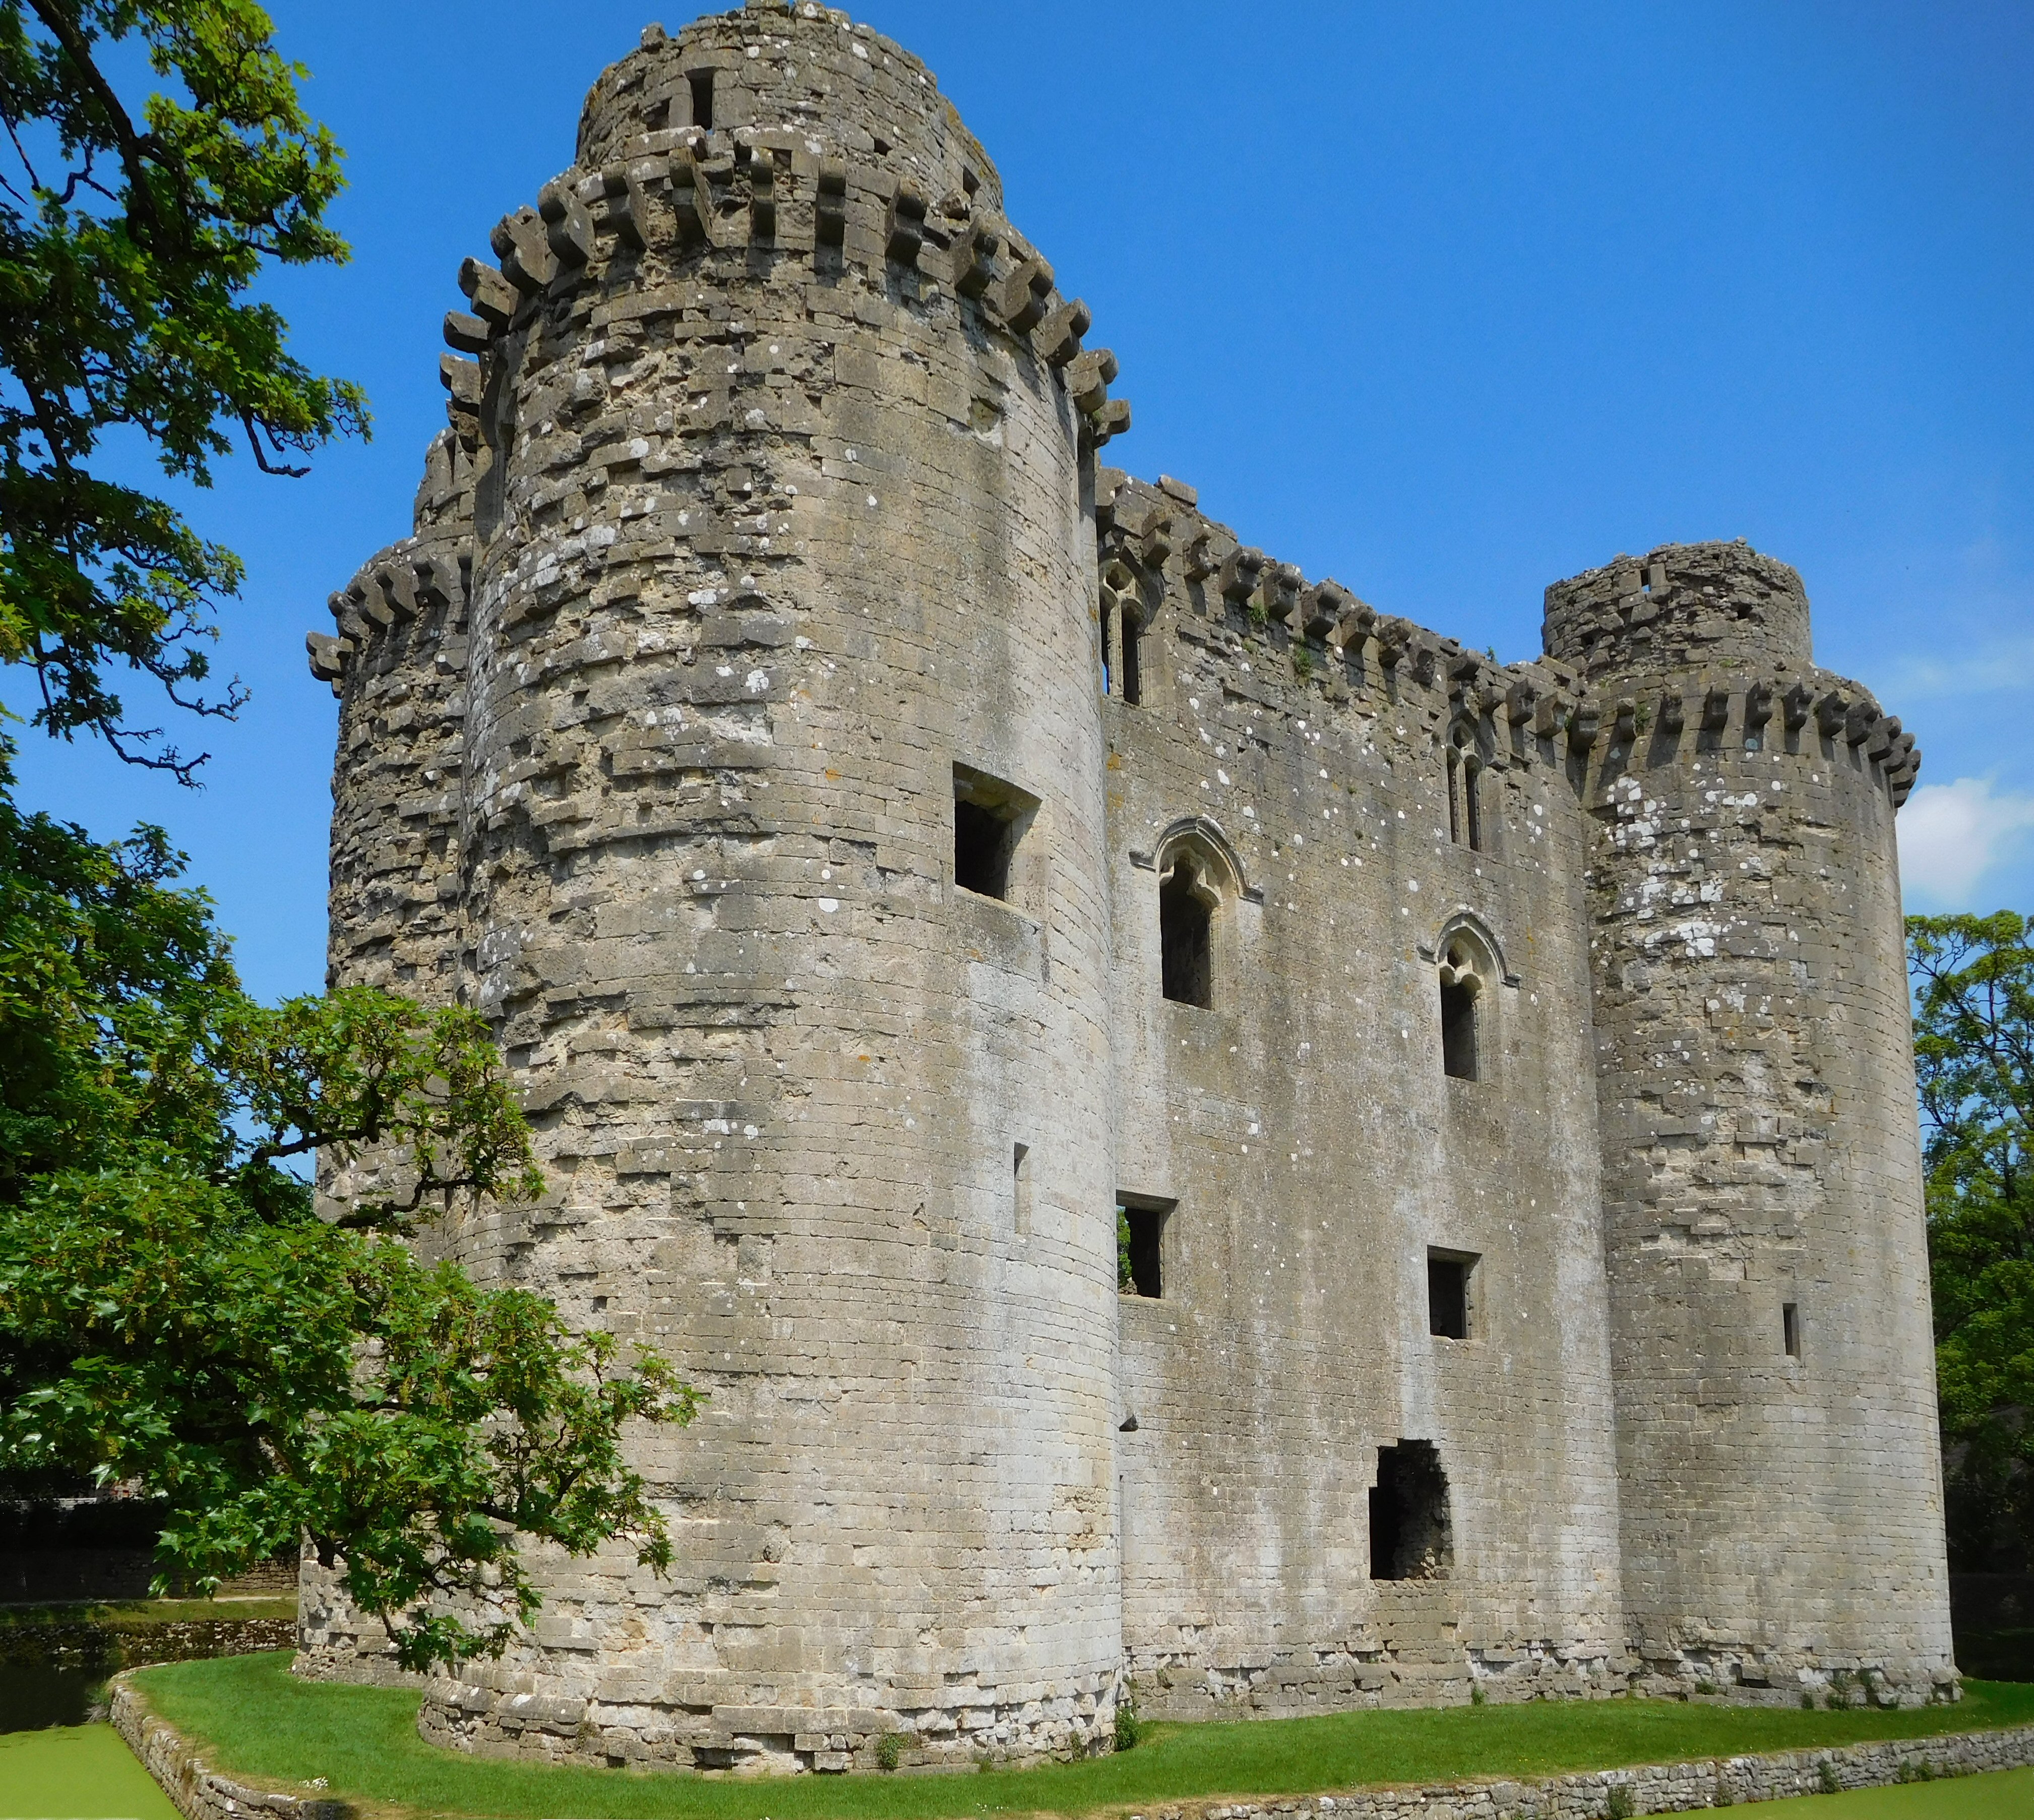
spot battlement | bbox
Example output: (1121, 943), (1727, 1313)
(578, 4), (1001, 213)
(1095, 472), (1919, 806)
(311, 6), (1127, 700)
(1542, 539), (1812, 681)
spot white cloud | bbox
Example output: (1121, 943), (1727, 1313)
(1898, 776), (2034, 907)
(1894, 636), (2034, 701)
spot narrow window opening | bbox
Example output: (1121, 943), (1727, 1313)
(1446, 749), (1461, 844)
(951, 764), (1036, 904)
(961, 167), (980, 197)
(1013, 1143), (1031, 1237)
(1160, 861), (1214, 1008)
(1783, 1301), (1801, 1360)
(1099, 594), (1114, 697)
(1368, 1439), (1452, 1581)
(1428, 1250), (1475, 1339)
(688, 69), (715, 130)
(1122, 612), (1143, 706)
(1464, 760), (1484, 852)
(1441, 980), (1477, 1080)
(1117, 1196), (1170, 1299)
(955, 801), (1010, 898)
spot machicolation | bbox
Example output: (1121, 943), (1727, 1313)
(302, 0), (1952, 1773)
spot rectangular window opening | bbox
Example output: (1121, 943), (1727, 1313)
(1013, 1142), (1032, 1237)
(1464, 763), (1484, 852)
(1783, 1300), (1801, 1360)
(952, 763), (1038, 904)
(1117, 1194), (1173, 1299)
(1446, 752), (1461, 844)
(1428, 1249), (1475, 1340)
(1441, 981), (1478, 1080)
(1369, 1439), (1453, 1581)
(1122, 615), (1143, 706)
(688, 69), (715, 131)
(1160, 862), (1214, 1008)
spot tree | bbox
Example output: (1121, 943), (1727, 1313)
(1908, 911), (2034, 1572)
(2, 0), (368, 777)
(0, 4), (700, 1672)
(0, 767), (701, 1668)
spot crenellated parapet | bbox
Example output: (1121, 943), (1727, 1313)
(1095, 475), (1921, 814)
(307, 6), (1124, 705)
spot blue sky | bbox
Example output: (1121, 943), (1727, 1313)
(7, 0), (2031, 1002)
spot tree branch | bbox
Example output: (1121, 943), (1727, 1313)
(23, 0), (173, 245)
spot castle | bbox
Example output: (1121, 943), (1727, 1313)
(300, 1), (1954, 1772)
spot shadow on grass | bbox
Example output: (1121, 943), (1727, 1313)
(128, 1653), (2034, 1820)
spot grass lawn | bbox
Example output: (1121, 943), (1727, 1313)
(128, 1653), (2034, 1820)
(0, 1724), (180, 1820)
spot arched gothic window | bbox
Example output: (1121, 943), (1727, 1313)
(1447, 726), (1485, 851)
(1438, 928), (1494, 1081)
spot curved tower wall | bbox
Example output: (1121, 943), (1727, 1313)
(319, 1), (1128, 1769)
(1546, 542), (1951, 1699)
(305, 0), (1955, 1760)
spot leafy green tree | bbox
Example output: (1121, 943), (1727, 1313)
(0, 4), (701, 1672)
(2, 0), (368, 776)
(0, 767), (701, 1668)
(1908, 911), (2034, 1571)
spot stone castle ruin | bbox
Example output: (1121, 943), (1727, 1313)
(301, 0), (1954, 1772)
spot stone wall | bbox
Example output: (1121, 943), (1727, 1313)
(112, 1677), (351, 1820)
(0, 1615), (294, 1670)
(308, 0), (1130, 1775)
(1094, 472), (1625, 1716)
(300, 0), (1947, 1771)
(1551, 545), (1950, 1700)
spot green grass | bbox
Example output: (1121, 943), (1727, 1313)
(0, 1724), (181, 1820)
(128, 1653), (2034, 1820)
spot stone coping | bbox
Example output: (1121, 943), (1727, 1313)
(110, 1671), (2034, 1820)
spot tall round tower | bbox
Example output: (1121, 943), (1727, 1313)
(316, 0), (1130, 1769)
(1545, 541), (1952, 1702)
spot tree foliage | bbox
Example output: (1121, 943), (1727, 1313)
(0, 1), (697, 1676)
(1909, 911), (2034, 1571)
(1, 0), (368, 776)
(0, 760), (700, 1667)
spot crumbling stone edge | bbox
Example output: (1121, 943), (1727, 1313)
(109, 1670), (2034, 1820)
(110, 1675), (351, 1820)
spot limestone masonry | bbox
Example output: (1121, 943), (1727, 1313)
(301, 0), (1951, 1772)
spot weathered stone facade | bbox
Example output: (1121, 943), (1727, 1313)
(301, 0), (1950, 1772)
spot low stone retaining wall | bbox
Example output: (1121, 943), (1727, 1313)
(110, 1672), (2034, 1820)
(112, 1676), (350, 1820)
(2, 1615), (294, 1670)
(1173, 1724), (2034, 1818)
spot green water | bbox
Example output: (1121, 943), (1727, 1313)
(0, 1725), (179, 1819)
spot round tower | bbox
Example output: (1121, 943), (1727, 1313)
(1545, 541), (1952, 1702)
(319, 1), (1130, 1768)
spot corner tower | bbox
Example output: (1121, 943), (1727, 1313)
(313, 0), (1129, 1768)
(1546, 542), (1952, 1701)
